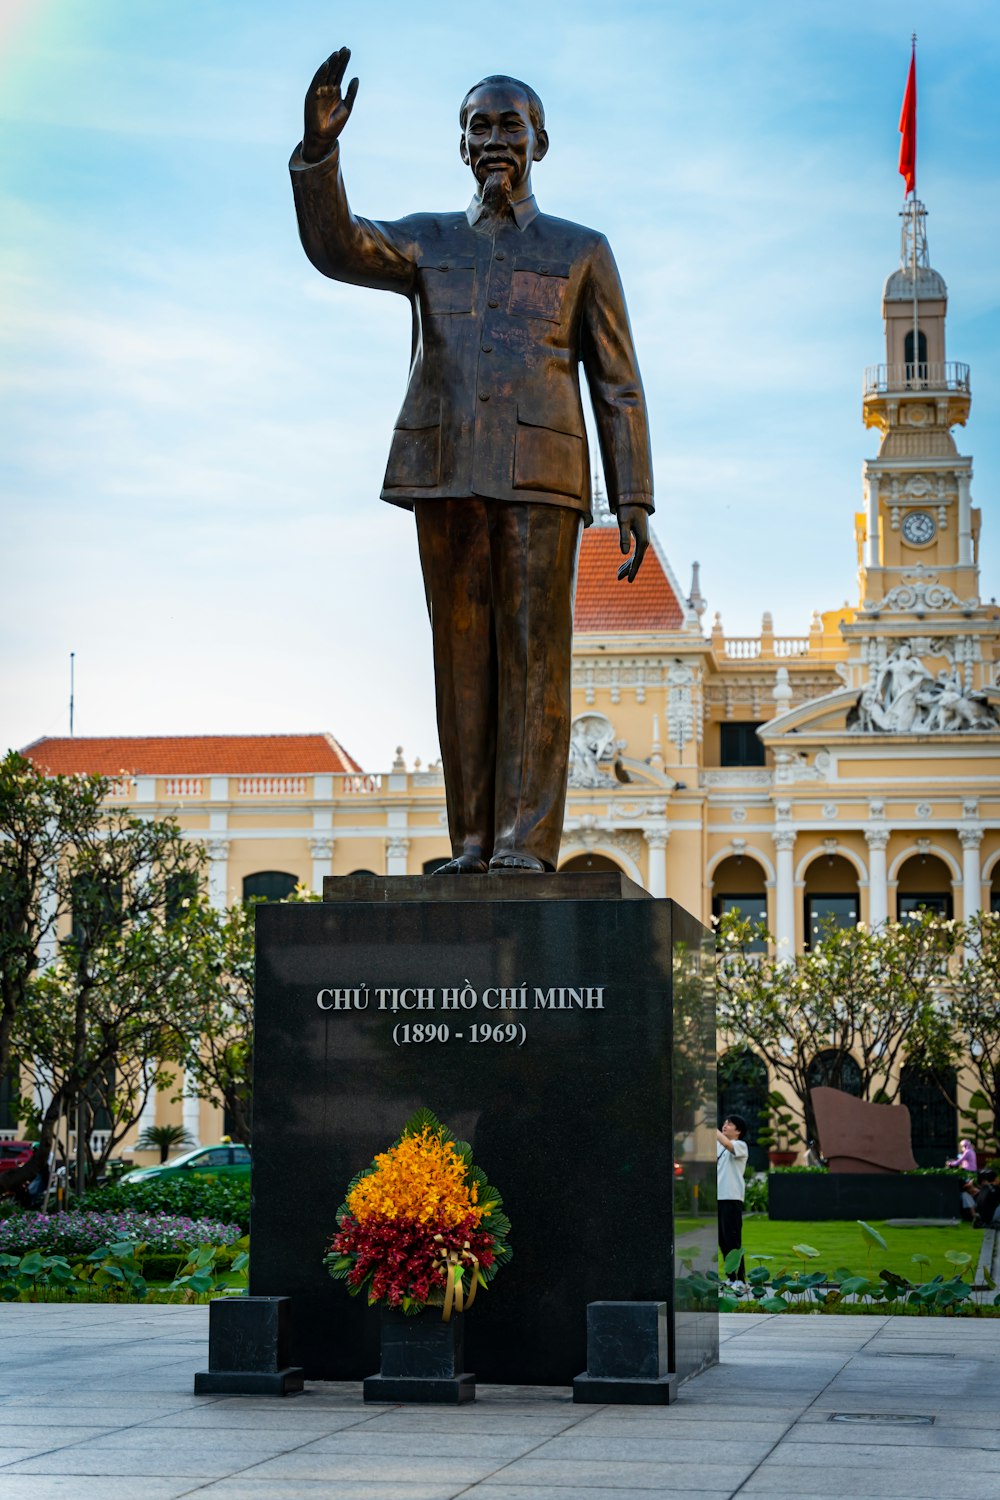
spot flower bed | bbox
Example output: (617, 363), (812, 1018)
(0, 1210), (243, 1260)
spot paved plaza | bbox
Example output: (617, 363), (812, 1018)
(0, 1305), (997, 1499)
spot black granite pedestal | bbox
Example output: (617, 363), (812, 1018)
(363, 1307), (476, 1404)
(194, 1296), (304, 1395)
(250, 873), (718, 1387)
(573, 1301), (678, 1404)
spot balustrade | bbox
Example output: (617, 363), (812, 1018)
(236, 776), (308, 796)
(863, 361), (970, 396)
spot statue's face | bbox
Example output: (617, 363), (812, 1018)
(459, 84), (548, 192)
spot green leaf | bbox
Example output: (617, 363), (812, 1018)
(944, 1250), (972, 1268)
(186, 1272), (214, 1293)
(838, 1276), (871, 1297)
(857, 1220), (887, 1250)
(791, 1243), (820, 1259)
(718, 1295), (739, 1312)
(401, 1107), (441, 1138)
(910, 1253), (932, 1268)
(759, 1295), (789, 1312)
(723, 1248), (745, 1276)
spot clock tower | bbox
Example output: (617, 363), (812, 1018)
(857, 199), (978, 610)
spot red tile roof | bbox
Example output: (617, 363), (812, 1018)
(21, 734), (362, 776)
(574, 526), (685, 632)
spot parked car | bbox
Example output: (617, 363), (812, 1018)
(124, 1143), (250, 1185)
(0, 1141), (35, 1174)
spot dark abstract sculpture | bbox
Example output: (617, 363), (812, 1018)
(810, 1086), (918, 1174)
(290, 49), (654, 874)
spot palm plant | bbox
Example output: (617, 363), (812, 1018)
(135, 1123), (194, 1164)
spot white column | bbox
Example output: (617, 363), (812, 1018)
(182, 1089), (201, 1148)
(774, 828), (796, 961)
(36, 858), (58, 972)
(865, 472), (880, 567)
(644, 828), (669, 898)
(206, 838), (230, 910)
(309, 835), (335, 894)
(957, 470), (973, 566)
(386, 837), (410, 877)
(864, 826), (890, 928)
(136, 1072), (157, 1145)
(959, 825), (983, 920)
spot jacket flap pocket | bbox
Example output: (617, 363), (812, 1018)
(513, 410), (584, 498)
(509, 261), (572, 322)
(418, 257), (476, 315)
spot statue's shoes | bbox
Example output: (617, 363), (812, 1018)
(488, 853), (546, 873)
(433, 855), (489, 875)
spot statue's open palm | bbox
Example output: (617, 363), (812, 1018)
(303, 47), (359, 163)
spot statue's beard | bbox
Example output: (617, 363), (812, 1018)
(479, 165), (515, 223)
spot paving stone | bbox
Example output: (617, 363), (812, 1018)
(477, 1457), (759, 1490)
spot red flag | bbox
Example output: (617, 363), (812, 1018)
(898, 48), (917, 195)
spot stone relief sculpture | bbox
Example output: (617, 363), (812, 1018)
(850, 640), (998, 732)
(567, 714), (626, 788)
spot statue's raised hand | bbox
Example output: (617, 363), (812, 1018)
(302, 47), (359, 163)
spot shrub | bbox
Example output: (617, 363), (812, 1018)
(744, 1175), (768, 1213)
(80, 1175), (250, 1230)
(0, 1210), (243, 1260)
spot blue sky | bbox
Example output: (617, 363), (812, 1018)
(2, 0), (998, 770)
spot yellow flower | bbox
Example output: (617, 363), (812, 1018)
(347, 1128), (483, 1229)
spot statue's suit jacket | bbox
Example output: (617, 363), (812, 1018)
(290, 144), (654, 520)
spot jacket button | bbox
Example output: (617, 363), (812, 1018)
(482, 344), (493, 353)
(479, 392), (490, 402)
(495, 251), (505, 261)
(437, 262), (449, 271)
(488, 299), (500, 309)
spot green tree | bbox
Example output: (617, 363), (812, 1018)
(911, 913), (1000, 1157)
(175, 885), (319, 1147)
(0, 752), (108, 1091)
(952, 913), (1000, 1149)
(716, 910), (958, 1141)
(5, 808), (206, 1195)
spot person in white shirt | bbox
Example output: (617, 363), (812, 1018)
(717, 1115), (750, 1282)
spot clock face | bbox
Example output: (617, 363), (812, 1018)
(902, 510), (936, 545)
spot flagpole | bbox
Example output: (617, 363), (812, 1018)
(910, 35), (919, 386)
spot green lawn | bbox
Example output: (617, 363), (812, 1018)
(736, 1216), (981, 1281)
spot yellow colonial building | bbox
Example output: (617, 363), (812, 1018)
(20, 198), (999, 1161)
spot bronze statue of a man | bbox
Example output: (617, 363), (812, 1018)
(291, 48), (653, 873)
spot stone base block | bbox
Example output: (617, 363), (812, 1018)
(573, 1301), (678, 1404)
(194, 1295), (303, 1397)
(364, 1372), (477, 1404)
(194, 1367), (304, 1395)
(573, 1371), (678, 1405)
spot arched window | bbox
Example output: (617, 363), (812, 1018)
(718, 1049), (768, 1171)
(803, 853), (859, 948)
(166, 870), (199, 924)
(896, 853), (953, 920)
(904, 328), (927, 380)
(71, 875), (123, 946)
(712, 854), (768, 952)
(347, 869), (377, 878)
(559, 853), (624, 874)
(900, 1065), (958, 1168)
(242, 871), (298, 903)
(0, 1063), (21, 1133)
(807, 1049), (861, 1097)
(422, 858), (450, 875)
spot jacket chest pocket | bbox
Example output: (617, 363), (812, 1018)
(509, 261), (571, 322)
(418, 258), (476, 315)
